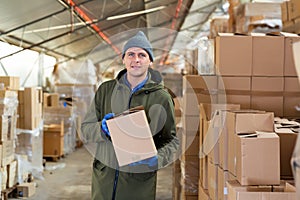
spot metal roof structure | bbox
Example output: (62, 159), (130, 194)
(0, 0), (225, 71)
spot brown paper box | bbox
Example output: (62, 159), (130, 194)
(252, 33), (284, 76)
(215, 33), (252, 76)
(226, 111), (274, 175)
(251, 76), (284, 117)
(284, 33), (300, 76)
(183, 75), (218, 116)
(284, 77), (300, 117)
(236, 132), (280, 186)
(227, 180), (296, 200)
(107, 109), (157, 167)
(218, 76), (251, 109)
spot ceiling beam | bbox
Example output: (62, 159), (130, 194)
(58, 0), (121, 54)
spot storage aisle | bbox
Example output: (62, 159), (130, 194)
(9, 147), (173, 200)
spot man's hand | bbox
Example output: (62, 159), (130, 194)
(101, 113), (115, 137)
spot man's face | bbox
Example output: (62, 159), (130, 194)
(123, 47), (152, 79)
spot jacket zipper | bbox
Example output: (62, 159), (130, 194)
(111, 84), (147, 199)
(111, 91), (134, 200)
(111, 167), (119, 200)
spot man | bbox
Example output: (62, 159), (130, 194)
(81, 31), (179, 200)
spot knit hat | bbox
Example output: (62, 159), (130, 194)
(122, 31), (154, 61)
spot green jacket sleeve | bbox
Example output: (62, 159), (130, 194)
(81, 97), (109, 143)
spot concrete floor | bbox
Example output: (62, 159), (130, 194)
(10, 147), (173, 200)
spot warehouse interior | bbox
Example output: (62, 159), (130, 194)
(0, 0), (300, 199)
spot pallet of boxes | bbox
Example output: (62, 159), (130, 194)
(16, 85), (43, 199)
(43, 92), (73, 160)
(0, 76), (38, 199)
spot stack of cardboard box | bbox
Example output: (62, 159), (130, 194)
(215, 32), (300, 117)
(234, 2), (283, 33)
(0, 77), (20, 193)
(16, 86), (44, 183)
(17, 87), (43, 130)
(282, 0), (300, 33)
(174, 22), (300, 198)
(43, 94), (74, 156)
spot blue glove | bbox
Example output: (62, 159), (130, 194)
(129, 155), (158, 167)
(101, 113), (115, 137)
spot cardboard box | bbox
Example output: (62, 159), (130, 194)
(7, 160), (17, 188)
(284, 77), (300, 117)
(215, 33), (252, 76)
(218, 76), (251, 109)
(198, 185), (210, 200)
(218, 166), (235, 200)
(226, 111), (274, 175)
(276, 132), (298, 178)
(207, 159), (218, 200)
(0, 76), (20, 90)
(200, 156), (208, 190)
(284, 33), (300, 76)
(1, 140), (15, 167)
(1, 166), (7, 190)
(106, 108), (157, 167)
(252, 33), (284, 76)
(274, 119), (299, 179)
(236, 132), (280, 185)
(239, 2), (282, 19)
(17, 182), (36, 198)
(287, 0), (300, 20)
(204, 120), (220, 165)
(281, 1), (288, 22)
(227, 180), (296, 200)
(199, 103), (240, 170)
(251, 76), (284, 117)
(183, 75), (218, 116)
(23, 87), (43, 130)
(43, 122), (64, 157)
(0, 115), (8, 141)
(43, 93), (60, 107)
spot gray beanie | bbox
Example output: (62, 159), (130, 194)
(122, 31), (154, 61)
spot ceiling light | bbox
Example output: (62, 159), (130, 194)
(106, 6), (166, 20)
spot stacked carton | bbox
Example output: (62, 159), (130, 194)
(16, 87), (44, 181)
(0, 77), (19, 192)
(43, 103), (74, 156)
(180, 76), (203, 199)
(234, 2), (283, 33)
(43, 121), (64, 159)
(274, 118), (299, 179)
(17, 87), (43, 130)
(54, 84), (95, 151)
(199, 103), (240, 200)
(215, 32), (300, 117)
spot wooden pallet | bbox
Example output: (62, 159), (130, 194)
(1, 185), (17, 200)
(43, 154), (64, 162)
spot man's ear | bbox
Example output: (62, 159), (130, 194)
(149, 62), (153, 67)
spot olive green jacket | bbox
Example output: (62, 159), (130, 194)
(81, 68), (179, 199)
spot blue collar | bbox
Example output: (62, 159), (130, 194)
(125, 73), (149, 93)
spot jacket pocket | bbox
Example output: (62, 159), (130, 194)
(129, 171), (156, 182)
(93, 159), (106, 173)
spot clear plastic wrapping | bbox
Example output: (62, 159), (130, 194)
(15, 124), (44, 181)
